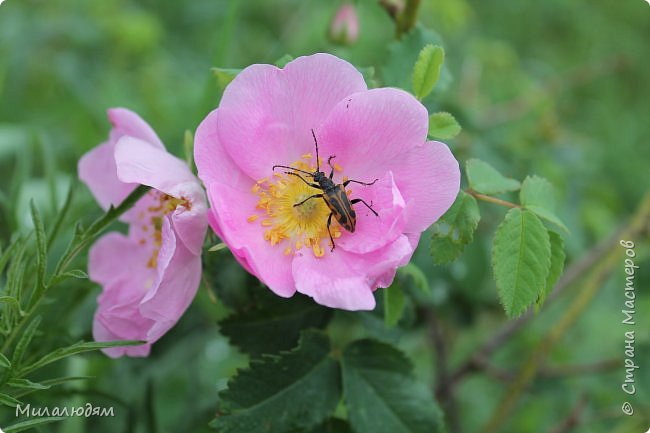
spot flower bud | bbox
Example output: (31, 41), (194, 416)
(329, 3), (359, 46)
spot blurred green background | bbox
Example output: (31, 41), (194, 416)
(0, 0), (648, 432)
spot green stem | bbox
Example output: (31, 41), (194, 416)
(479, 192), (650, 433)
(466, 189), (520, 209)
(52, 185), (150, 279)
(1, 185), (150, 355)
(396, 0), (421, 38)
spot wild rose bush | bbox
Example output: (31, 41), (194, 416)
(3, 1), (641, 432)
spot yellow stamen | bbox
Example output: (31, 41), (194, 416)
(248, 159), (344, 258)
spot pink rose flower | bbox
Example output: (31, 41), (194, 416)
(195, 54), (459, 310)
(78, 108), (208, 357)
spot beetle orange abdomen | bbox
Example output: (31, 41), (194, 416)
(324, 186), (356, 233)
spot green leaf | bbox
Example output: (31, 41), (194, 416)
(428, 112), (461, 139)
(0, 295), (21, 310)
(492, 208), (551, 317)
(4, 417), (66, 432)
(520, 175), (568, 232)
(430, 191), (480, 264)
(47, 181), (76, 249)
(208, 242), (228, 252)
(341, 339), (443, 433)
(12, 376), (94, 399)
(383, 284), (406, 328)
(212, 67), (240, 92)
(537, 231), (565, 308)
(300, 418), (353, 433)
(62, 269), (88, 279)
(19, 340), (146, 376)
(7, 378), (50, 390)
(12, 316), (42, 366)
(30, 200), (47, 293)
(466, 159), (521, 195)
(0, 352), (11, 368)
(358, 66), (378, 88)
(274, 54), (294, 68)
(211, 331), (341, 433)
(383, 26), (451, 94)
(397, 263), (431, 294)
(412, 44), (444, 100)
(183, 129), (194, 169)
(218, 295), (331, 356)
(0, 237), (22, 276)
(0, 392), (22, 407)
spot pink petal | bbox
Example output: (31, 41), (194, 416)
(207, 182), (296, 297)
(194, 109), (254, 191)
(139, 218), (201, 336)
(292, 251), (376, 310)
(114, 136), (198, 196)
(93, 316), (151, 358)
(317, 87), (429, 183)
(292, 234), (414, 310)
(336, 171), (406, 254)
(390, 141), (460, 233)
(78, 141), (137, 210)
(207, 209), (256, 276)
(88, 232), (154, 288)
(115, 137), (208, 255)
(217, 53), (367, 179)
(107, 108), (164, 150)
(93, 279), (155, 358)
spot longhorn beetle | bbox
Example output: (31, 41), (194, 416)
(272, 130), (378, 251)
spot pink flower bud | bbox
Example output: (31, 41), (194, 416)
(329, 3), (359, 46)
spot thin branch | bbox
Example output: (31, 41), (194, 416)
(429, 311), (461, 433)
(545, 395), (587, 433)
(447, 215), (633, 387)
(479, 192), (650, 433)
(466, 189), (520, 209)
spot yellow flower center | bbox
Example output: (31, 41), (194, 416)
(248, 154), (345, 258)
(135, 191), (190, 269)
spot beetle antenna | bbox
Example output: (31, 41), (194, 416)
(272, 165), (314, 176)
(311, 129), (320, 172)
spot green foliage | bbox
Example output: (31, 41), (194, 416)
(537, 231), (566, 308)
(274, 54), (294, 68)
(383, 283), (406, 327)
(412, 44), (444, 100)
(218, 294), (332, 356)
(520, 175), (568, 232)
(383, 26), (451, 93)
(301, 418), (353, 433)
(492, 208), (551, 317)
(211, 331), (341, 433)
(0, 186), (149, 409)
(466, 159), (521, 195)
(428, 111), (461, 139)
(3, 417), (66, 432)
(212, 68), (241, 93)
(430, 190), (480, 264)
(341, 339), (443, 433)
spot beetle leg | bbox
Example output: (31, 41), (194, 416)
(285, 171), (321, 189)
(327, 155), (337, 179)
(343, 178), (378, 187)
(351, 198), (378, 216)
(293, 193), (323, 207)
(326, 212), (336, 251)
